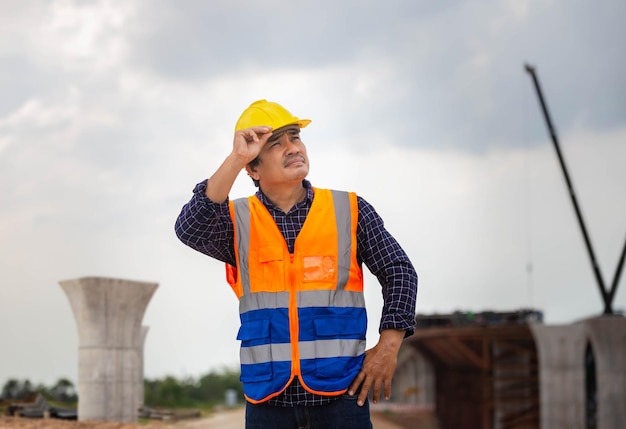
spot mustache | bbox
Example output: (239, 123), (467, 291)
(283, 154), (305, 166)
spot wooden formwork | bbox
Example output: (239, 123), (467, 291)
(405, 322), (539, 429)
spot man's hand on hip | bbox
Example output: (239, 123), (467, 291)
(348, 328), (405, 407)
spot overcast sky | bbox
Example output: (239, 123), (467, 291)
(1, 0), (625, 387)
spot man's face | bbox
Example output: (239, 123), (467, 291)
(247, 125), (309, 187)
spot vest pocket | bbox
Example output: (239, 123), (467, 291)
(253, 245), (285, 292)
(240, 362), (273, 382)
(237, 318), (273, 382)
(312, 315), (364, 378)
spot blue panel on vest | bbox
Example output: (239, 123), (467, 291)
(298, 307), (367, 341)
(236, 318), (269, 343)
(239, 308), (290, 344)
(241, 360), (292, 400)
(300, 355), (364, 391)
(240, 361), (273, 382)
(313, 315), (364, 336)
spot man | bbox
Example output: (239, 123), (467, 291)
(175, 99), (418, 429)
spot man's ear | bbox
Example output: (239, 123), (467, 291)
(245, 164), (260, 181)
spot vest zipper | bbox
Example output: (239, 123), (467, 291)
(288, 253), (300, 378)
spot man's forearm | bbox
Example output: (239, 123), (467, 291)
(205, 153), (247, 203)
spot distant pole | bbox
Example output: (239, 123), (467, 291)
(524, 64), (613, 315)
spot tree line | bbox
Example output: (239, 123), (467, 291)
(144, 367), (243, 408)
(1, 378), (77, 403)
(1, 367), (243, 409)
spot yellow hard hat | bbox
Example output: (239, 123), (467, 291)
(234, 99), (311, 132)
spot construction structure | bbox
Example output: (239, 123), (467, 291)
(390, 63), (626, 428)
(396, 310), (542, 428)
(531, 316), (626, 428)
(59, 276), (158, 422)
(393, 310), (626, 428)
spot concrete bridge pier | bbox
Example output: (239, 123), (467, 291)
(532, 317), (626, 428)
(138, 326), (149, 408)
(60, 276), (158, 422)
(530, 322), (586, 428)
(584, 317), (626, 429)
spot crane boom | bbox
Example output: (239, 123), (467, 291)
(524, 63), (625, 315)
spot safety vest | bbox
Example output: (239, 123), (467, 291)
(226, 188), (366, 403)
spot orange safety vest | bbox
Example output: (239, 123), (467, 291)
(226, 188), (366, 403)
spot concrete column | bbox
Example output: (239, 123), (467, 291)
(138, 326), (149, 408)
(530, 322), (586, 429)
(60, 276), (158, 422)
(584, 316), (626, 429)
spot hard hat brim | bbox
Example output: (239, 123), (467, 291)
(295, 119), (311, 129)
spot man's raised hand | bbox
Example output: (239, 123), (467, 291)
(233, 126), (273, 165)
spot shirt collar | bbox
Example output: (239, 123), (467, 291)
(256, 180), (313, 211)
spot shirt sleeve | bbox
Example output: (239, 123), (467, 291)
(174, 180), (237, 266)
(356, 196), (418, 337)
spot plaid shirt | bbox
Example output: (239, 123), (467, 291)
(175, 180), (418, 406)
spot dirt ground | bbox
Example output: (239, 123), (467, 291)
(0, 406), (438, 429)
(0, 416), (168, 429)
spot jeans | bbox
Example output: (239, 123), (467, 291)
(245, 393), (373, 429)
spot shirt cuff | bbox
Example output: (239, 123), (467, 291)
(379, 313), (416, 338)
(193, 180), (230, 205)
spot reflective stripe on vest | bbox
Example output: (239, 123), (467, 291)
(229, 188), (366, 403)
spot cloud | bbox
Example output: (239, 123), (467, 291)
(0, 0), (625, 386)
